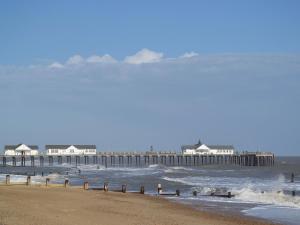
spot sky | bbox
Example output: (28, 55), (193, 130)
(0, 0), (300, 155)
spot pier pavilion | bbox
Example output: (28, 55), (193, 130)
(181, 140), (235, 155)
(46, 145), (97, 156)
(4, 144), (39, 156)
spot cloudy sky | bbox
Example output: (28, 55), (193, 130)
(0, 0), (300, 155)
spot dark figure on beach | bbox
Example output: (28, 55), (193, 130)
(291, 173), (295, 183)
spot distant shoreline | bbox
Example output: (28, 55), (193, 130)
(0, 185), (277, 225)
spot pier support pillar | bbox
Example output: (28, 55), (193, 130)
(30, 156), (35, 167)
(75, 156), (80, 166)
(21, 156), (25, 167)
(2, 157), (6, 166)
(67, 156), (71, 164)
(48, 156), (53, 166)
(93, 156), (98, 164)
(40, 156), (44, 167)
(84, 156), (89, 165)
(58, 156), (62, 165)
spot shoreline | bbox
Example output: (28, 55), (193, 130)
(0, 185), (279, 225)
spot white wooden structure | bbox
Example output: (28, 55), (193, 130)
(46, 145), (97, 155)
(4, 144), (39, 156)
(182, 140), (234, 155)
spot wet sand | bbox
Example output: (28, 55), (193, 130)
(0, 185), (277, 225)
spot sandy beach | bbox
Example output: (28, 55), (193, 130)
(0, 185), (277, 225)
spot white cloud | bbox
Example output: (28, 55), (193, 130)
(66, 55), (85, 65)
(48, 62), (64, 69)
(86, 54), (117, 63)
(48, 49), (202, 68)
(180, 51), (199, 58)
(124, 48), (164, 64)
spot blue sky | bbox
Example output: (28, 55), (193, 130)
(1, 0), (300, 64)
(0, 1), (300, 155)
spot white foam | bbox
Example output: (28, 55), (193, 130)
(0, 173), (68, 184)
(234, 188), (300, 208)
(162, 174), (300, 209)
(243, 205), (300, 225)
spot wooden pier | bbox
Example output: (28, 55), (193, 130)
(0, 151), (274, 167)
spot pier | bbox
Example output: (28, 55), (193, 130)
(0, 152), (274, 167)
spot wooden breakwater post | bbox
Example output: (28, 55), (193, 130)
(6, 175), (10, 185)
(83, 181), (89, 190)
(292, 190), (296, 196)
(64, 179), (69, 188)
(46, 178), (50, 186)
(176, 189), (180, 196)
(140, 186), (145, 194)
(121, 184), (127, 193)
(227, 192), (232, 198)
(157, 184), (162, 194)
(26, 176), (31, 186)
(104, 182), (108, 192)
(193, 191), (197, 196)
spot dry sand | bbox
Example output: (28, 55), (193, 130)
(0, 185), (276, 225)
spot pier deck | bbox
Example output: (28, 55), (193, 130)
(0, 152), (274, 167)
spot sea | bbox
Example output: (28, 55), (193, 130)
(0, 156), (299, 225)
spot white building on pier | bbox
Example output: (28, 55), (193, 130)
(181, 140), (234, 155)
(4, 144), (39, 156)
(46, 145), (97, 155)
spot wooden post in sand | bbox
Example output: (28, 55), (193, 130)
(176, 190), (180, 196)
(140, 186), (145, 194)
(26, 176), (31, 185)
(46, 178), (50, 186)
(104, 182), (108, 192)
(83, 181), (89, 190)
(121, 184), (127, 193)
(193, 191), (197, 196)
(157, 184), (162, 194)
(6, 175), (10, 185)
(227, 192), (232, 198)
(64, 179), (69, 188)
(292, 190), (296, 196)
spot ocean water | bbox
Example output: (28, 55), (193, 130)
(1, 156), (299, 225)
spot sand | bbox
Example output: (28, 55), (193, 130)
(0, 185), (276, 225)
